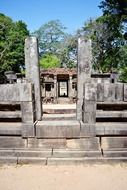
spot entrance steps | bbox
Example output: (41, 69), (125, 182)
(43, 103), (76, 114)
(0, 148), (127, 165)
(43, 113), (76, 120)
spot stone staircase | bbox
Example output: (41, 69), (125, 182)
(0, 102), (127, 165)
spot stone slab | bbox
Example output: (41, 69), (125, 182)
(17, 157), (47, 165)
(104, 83), (115, 101)
(0, 157), (17, 165)
(84, 83), (97, 101)
(22, 123), (35, 137)
(97, 83), (104, 102)
(0, 111), (21, 118)
(47, 157), (109, 165)
(115, 83), (124, 101)
(21, 102), (35, 123)
(103, 150), (127, 157)
(28, 138), (67, 149)
(0, 83), (33, 102)
(96, 122), (127, 136)
(36, 120), (80, 138)
(14, 150), (52, 157)
(83, 112), (96, 124)
(66, 138), (100, 150)
(80, 123), (96, 137)
(0, 137), (27, 148)
(101, 137), (127, 150)
(0, 122), (22, 135)
(52, 149), (101, 158)
(96, 111), (127, 118)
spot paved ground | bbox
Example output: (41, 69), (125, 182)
(0, 164), (127, 190)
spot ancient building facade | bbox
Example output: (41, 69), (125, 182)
(40, 68), (77, 103)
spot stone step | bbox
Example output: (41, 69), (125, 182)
(43, 108), (76, 114)
(42, 113), (76, 120)
(96, 122), (127, 135)
(36, 120), (80, 138)
(0, 149), (101, 158)
(0, 156), (127, 165)
(43, 104), (76, 114)
(47, 157), (127, 165)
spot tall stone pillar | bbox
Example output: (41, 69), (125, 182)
(77, 38), (92, 120)
(54, 75), (57, 103)
(25, 37), (42, 120)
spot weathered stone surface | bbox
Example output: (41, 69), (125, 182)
(115, 83), (124, 101)
(103, 150), (127, 157)
(96, 122), (127, 136)
(21, 102), (35, 123)
(0, 122), (22, 135)
(36, 120), (80, 138)
(101, 137), (127, 150)
(47, 157), (104, 165)
(52, 149), (101, 158)
(0, 157), (17, 164)
(83, 100), (96, 112)
(124, 84), (127, 101)
(66, 138), (100, 150)
(22, 123), (35, 137)
(96, 111), (127, 118)
(0, 137), (27, 148)
(83, 112), (96, 124)
(84, 83), (97, 101)
(0, 111), (21, 118)
(0, 83), (33, 102)
(104, 83), (115, 101)
(14, 149), (52, 157)
(97, 83), (104, 102)
(17, 157), (47, 165)
(80, 123), (96, 137)
(77, 38), (92, 120)
(28, 138), (67, 149)
(25, 37), (42, 120)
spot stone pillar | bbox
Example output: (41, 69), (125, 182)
(54, 75), (57, 103)
(25, 37), (42, 120)
(77, 38), (92, 120)
(69, 75), (73, 102)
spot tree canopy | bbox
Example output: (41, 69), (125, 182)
(40, 54), (60, 68)
(0, 13), (29, 73)
(32, 20), (77, 68)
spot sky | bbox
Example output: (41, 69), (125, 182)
(0, 0), (102, 34)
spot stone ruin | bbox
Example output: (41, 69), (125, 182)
(0, 37), (127, 164)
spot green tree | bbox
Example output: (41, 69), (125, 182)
(83, 17), (125, 72)
(0, 13), (29, 73)
(40, 54), (60, 68)
(33, 20), (66, 55)
(33, 20), (78, 68)
(58, 34), (77, 68)
(97, 0), (127, 79)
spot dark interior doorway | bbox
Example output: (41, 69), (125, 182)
(58, 80), (68, 97)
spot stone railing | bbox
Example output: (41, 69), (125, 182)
(0, 82), (36, 137)
(82, 82), (127, 127)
